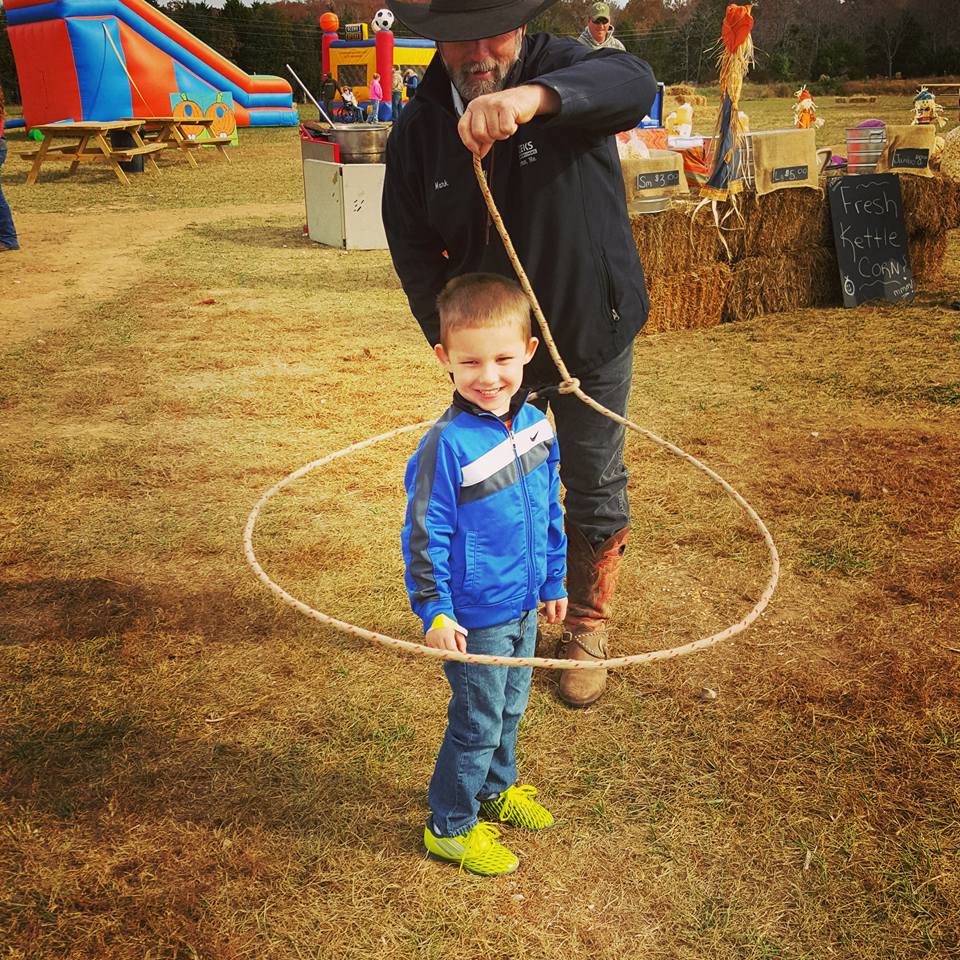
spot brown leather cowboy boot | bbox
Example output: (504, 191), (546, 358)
(556, 523), (629, 707)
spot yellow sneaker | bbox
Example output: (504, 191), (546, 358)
(479, 784), (555, 830)
(423, 821), (519, 876)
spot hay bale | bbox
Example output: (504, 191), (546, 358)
(665, 85), (706, 107)
(740, 188), (832, 257)
(942, 126), (960, 184)
(909, 231), (949, 282)
(723, 248), (841, 323)
(631, 203), (726, 278)
(645, 263), (732, 333)
(900, 175), (960, 234)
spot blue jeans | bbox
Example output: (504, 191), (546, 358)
(531, 344), (633, 545)
(368, 101), (380, 122)
(428, 610), (537, 837)
(391, 91), (402, 120)
(0, 140), (18, 250)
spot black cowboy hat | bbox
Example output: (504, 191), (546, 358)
(387, 0), (561, 43)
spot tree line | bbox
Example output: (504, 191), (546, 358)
(2, 0), (958, 107)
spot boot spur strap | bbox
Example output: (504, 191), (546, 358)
(559, 632), (608, 660)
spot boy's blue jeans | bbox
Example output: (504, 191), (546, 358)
(428, 610), (537, 838)
(0, 140), (19, 249)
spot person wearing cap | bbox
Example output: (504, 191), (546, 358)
(578, 2), (626, 52)
(383, 0), (657, 712)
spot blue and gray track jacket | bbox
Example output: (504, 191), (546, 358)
(402, 390), (567, 633)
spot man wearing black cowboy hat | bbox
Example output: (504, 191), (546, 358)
(383, 0), (657, 709)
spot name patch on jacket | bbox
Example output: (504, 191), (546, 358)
(518, 141), (539, 166)
(459, 421), (554, 505)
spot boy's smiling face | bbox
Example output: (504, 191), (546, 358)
(435, 324), (538, 417)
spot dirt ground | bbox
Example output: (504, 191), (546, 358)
(1, 118), (959, 959)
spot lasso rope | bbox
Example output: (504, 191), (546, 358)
(242, 153), (780, 671)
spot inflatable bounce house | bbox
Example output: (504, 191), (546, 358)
(5, 0), (297, 129)
(321, 10), (435, 122)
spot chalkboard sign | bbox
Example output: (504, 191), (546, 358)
(827, 174), (914, 307)
(636, 169), (680, 191)
(772, 165), (809, 183)
(891, 148), (929, 169)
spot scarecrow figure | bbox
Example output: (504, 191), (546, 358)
(912, 87), (946, 128)
(701, 4), (755, 203)
(793, 87), (824, 130)
(912, 87), (947, 163)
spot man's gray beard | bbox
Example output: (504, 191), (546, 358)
(443, 34), (523, 102)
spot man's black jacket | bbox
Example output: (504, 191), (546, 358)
(382, 33), (657, 384)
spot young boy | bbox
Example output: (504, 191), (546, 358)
(402, 273), (568, 876)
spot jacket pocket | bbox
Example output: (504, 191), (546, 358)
(598, 250), (621, 325)
(462, 530), (478, 596)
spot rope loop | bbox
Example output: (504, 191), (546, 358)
(243, 151), (781, 671)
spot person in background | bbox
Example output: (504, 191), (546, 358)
(577, 2), (626, 52)
(403, 68), (419, 101)
(0, 84), (20, 252)
(384, 0), (657, 708)
(340, 85), (365, 123)
(320, 72), (341, 122)
(369, 72), (384, 122)
(392, 66), (405, 120)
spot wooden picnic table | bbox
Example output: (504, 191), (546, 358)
(132, 116), (231, 165)
(22, 120), (166, 186)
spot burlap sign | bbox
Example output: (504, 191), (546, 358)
(877, 124), (936, 178)
(752, 128), (819, 196)
(620, 150), (688, 202)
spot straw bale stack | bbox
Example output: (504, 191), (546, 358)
(724, 249), (840, 324)
(909, 231), (949, 281)
(942, 127), (960, 183)
(628, 171), (956, 331)
(665, 84), (707, 107)
(645, 264), (732, 333)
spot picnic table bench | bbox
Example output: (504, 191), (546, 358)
(21, 120), (165, 185)
(133, 116), (231, 165)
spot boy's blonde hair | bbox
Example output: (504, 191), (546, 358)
(437, 273), (532, 348)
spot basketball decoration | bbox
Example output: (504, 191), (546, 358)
(319, 11), (339, 33)
(205, 93), (236, 139)
(173, 93), (204, 138)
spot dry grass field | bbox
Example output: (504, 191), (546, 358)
(1, 95), (959, 959)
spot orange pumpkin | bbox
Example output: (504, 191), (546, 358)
(205, 94), (236, 140)
(173, 93), (204, 138)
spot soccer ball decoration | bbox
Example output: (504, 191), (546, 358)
(371, 8), (394, 32)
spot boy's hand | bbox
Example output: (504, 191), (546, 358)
(541, 597), (568, 624)
(425, 614), (468, 653)
(425, 625), (468, 653)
